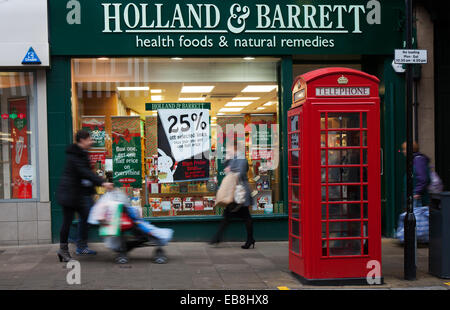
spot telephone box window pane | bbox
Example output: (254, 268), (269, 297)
(363, 186), (368, 200)
(321, 133), (327, 147)
(290, 115), (299, 132)
(363, 203), (368, 219)
(327, 113), (360, 129)
(328, 131), (360, 147)
(291, 186), (300, 202)
(320, 113), (326, 129)
(322, 204), (327, 220)
(291, 219), (299, 236)
(328, 167), (361, 183)
(363, 167), (368, 182)
(322, 241), (328, 256)
(362, 131), (368, 146)
(329, 221), (361, 238)
(291, 203), (300, 219)
(363, 239), (369, 255)
(322, 222), (327, 238)
(321, 186), (327, 201)
(363, 222), (368, 237)
(291, 168), (300, 184)
(328, 149), (360, 165)
(327, 185), (362, 201)
(321, 168), (326, 183)
(328, 203), (361, 220)
(291, 151), (299, 166)
(363, 149), (368, 164)
(291, 237), (300, 254)
(321, 150), (327, 165)
(362, 113), (367, 128)
(291, 133), (299, 149)
(329, 239), (361, 256)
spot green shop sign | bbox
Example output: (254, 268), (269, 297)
(50, 0), (404, 55)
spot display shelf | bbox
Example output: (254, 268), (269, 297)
(148, 192), (216, 197)
(150, 210), (216, 217)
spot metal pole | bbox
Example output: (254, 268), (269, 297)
(404, 0), (416, 280)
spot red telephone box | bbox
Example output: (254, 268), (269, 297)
(288, 68), (382, 285)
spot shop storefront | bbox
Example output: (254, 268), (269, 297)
(0, 0), (51, 245)
(47, 0), (406, 242)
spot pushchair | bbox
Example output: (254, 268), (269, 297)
(89, 189), (173, 264)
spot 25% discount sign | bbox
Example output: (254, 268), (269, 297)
(167, 111), (208, 133)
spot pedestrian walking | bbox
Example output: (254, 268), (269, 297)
(401, 141), (431, 207)
(210, 142), (255, 249)
(56, 130), (113, 262)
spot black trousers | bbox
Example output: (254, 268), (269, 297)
(212, 203), (254, 243)
(59, 196), (93, 247)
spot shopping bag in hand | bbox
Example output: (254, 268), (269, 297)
(215, 172), (239, 206)
(396, 205), (429, 243)
(99, 202), (123, 237)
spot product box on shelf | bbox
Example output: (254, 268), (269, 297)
(169, 184), (180, 193)
(203, 197), (215, 210)
(161, 184), (171, 193)
(161, 199), (172, 211)
(149, 182), (159, 194)
(183, 197), (194, 211)
(194, 199), (204, 211)
(188, 183), (199, 193)
(149, 198), (162, 211)
(171, 197), (182, 211)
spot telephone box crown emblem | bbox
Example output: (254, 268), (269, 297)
(337, 75), (349, 85)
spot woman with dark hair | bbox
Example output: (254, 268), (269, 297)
(56, 130), (113, 262)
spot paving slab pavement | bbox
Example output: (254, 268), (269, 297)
(0, 239), (448, 290)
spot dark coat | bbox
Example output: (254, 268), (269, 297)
(225, 158), (254, 207)
(413, 152), (430, 205)
(56, 144), (105, 208)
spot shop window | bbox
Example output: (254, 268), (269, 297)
(71, 57), (281, 217)
(0, 72), (37, 200)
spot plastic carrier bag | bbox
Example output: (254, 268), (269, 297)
(396, 205), (429, 243)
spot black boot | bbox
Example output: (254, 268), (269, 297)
(241, 239), (255, 249)
(57, 243), (72, 262)
(242, 217), (255, 249)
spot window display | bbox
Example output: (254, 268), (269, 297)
(71, 57), (281, 217)
(0, 72), (37, 200)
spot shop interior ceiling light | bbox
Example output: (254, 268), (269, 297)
(150, 89), (162, 93)
(117, 86), (149, 91)
(151, 95), (163, 101)
(171, 57), (183, 60)
(232, 97), (260, 100)
(181, 86), (215, 93)
(257, 107), (266, 110)
(243, 57), (255, 60)
(263, 101), (277, 106)
(225, 102), (252, 107)
(219, 107), (243, 112)
(178, 97), (206, 101)
(241, 85), (277, 92)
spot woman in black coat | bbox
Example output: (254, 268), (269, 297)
(56, 130), (113, 262)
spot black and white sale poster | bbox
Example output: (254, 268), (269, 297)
(156, 103), (210, 183)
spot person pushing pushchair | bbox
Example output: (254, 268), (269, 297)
(89, 188), (174, 264)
